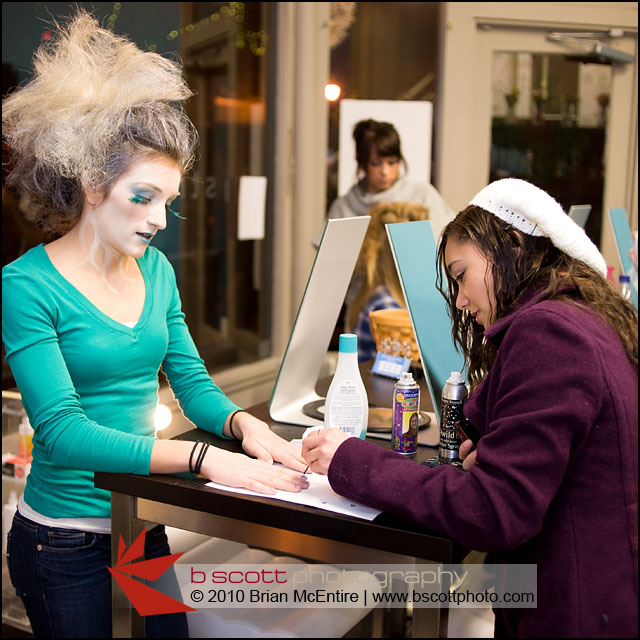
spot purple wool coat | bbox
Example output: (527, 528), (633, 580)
(328, 291), (638, 637)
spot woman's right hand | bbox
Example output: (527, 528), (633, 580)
(200, 447), (309, 495)
(301, 427), (350, 475)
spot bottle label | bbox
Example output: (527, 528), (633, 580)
(392, 386), (420, 455)
(328, 380), (365, 437)
(439, 398), (464, 462)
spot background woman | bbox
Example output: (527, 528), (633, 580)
(303, 178), (638, 637)
(321, 119), (454, 337)
(327, 118), (454, 241)
(2, 12), (307, 637)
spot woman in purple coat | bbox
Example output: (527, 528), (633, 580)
(303, 178), (638, 637)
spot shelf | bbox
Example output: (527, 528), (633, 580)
(2, 557), (31, 635)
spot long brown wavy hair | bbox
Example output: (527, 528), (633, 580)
(436, 205), (638, 390)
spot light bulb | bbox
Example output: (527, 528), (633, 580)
(325, 84), (341, 101)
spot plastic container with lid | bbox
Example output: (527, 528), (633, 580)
(619, 274), (632, 302)
(18, 415), (34, 459)
(324, 334), (368, 439)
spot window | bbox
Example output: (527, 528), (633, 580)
(2, 2), (275, 390)
(173, 2), (273, 370)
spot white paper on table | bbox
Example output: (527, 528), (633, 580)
(205, 474), (381, 521)
(205, 437), (382, 521)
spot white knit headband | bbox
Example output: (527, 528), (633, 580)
(470, 178), (607, 276)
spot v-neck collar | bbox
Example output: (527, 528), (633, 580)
(35, 244), (152, 335)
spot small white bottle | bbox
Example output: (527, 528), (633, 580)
(324, 334), (368, 439)
(3, 490), (19, 554)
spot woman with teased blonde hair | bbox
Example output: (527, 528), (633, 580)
(2, 11), (308, 637)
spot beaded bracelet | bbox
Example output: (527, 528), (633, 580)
(228, 409), (246, 440)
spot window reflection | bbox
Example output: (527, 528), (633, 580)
(178, 2), (271, 369)
(490, 52), (612, 248)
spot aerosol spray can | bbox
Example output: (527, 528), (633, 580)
(438, 371), (467, 466)
(392, 371), (420, 456)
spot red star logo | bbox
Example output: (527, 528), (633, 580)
(108, 528), (196, 616)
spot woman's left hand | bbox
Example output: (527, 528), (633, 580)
(459, 439), (478, 471)
(232, 412), (308, 472)
(301, 428), (350, 475)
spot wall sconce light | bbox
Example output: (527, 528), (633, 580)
(325, 84), (341, 101)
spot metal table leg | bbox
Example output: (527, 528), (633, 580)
(111, 492), (146, 638)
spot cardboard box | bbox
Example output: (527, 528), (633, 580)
(2, 454), (31, 481)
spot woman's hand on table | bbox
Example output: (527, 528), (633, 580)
(301, 427), (350, 475)
(231, 411), (308, 472)
(459, 439), (477, 471)
(200, 447), (309, 495)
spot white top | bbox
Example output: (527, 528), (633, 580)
(18, 494), (112, 533)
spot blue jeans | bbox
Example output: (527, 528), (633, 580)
(7, 510), (188, 638)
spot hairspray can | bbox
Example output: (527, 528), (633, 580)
(392, 372), (420, 456)
(439, 371), (467, 465)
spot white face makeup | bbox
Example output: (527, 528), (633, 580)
(365, 151), (399, 193)
(87, 156), (182, 260)
(444, 238), (497, 328)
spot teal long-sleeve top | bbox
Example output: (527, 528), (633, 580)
(2, 244), (239, 518)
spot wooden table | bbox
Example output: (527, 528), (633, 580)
(95, 367), (466, 637)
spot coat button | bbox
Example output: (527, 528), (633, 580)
(36, 544), (42, 551)
(601, 613), (608, 627)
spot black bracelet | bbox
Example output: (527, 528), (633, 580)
(188, 441), (200, 474)
(228, 409), (246, 440)
(193, 442), (210, 476)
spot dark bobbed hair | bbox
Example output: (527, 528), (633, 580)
(436, 205), (638, 389)
(352, 119), (407, 175)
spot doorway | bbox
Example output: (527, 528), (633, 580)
(489, 51), (612, 248)
(438, 4), (638, 272)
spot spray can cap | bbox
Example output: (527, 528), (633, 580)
(448, 371), (464, 385)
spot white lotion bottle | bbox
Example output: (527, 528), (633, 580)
(324, 334), (368, 439)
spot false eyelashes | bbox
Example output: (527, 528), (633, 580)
(167, 206), (186, 220)
(129, 194), (186, 219)
(129, 194), (151, 205)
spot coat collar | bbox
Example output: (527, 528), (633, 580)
(484, 284), (577, 346)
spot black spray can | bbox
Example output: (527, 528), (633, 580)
(438, 371), (467, 465)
